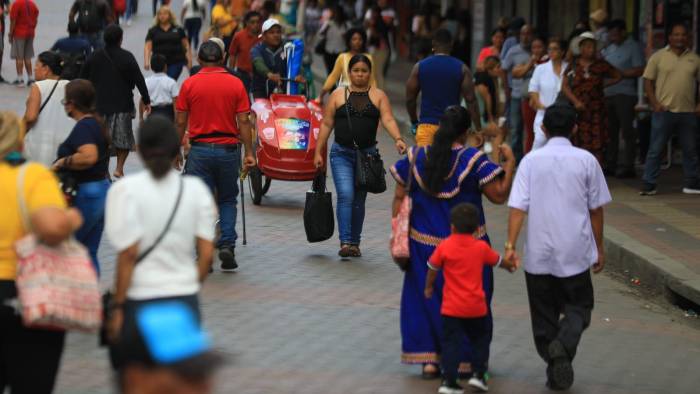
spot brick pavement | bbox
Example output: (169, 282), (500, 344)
(1, 2), (699, 393)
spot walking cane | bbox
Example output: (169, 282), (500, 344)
(239, 156), (248, 246)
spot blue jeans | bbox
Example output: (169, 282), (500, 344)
(74, 179), (110, 275)
(642, 112), (699, 187)
(330, 143), (376, 245)
(167, 62), (186, 81)
(85, 31), (105, 51)
(509, 97), (524, 164)
(185, 144), (240, 249)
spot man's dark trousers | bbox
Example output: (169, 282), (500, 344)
(525, 269), (594, 363)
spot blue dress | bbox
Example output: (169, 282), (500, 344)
(390, 146), (503, 366)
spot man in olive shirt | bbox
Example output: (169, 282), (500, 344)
(641, 23), (700, 195)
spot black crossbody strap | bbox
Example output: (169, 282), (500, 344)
(136, 177), (184, 263)
(39, 81), (60, 115)
(343, 87), (359, 149)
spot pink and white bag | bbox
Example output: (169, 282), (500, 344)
(14, 164), (102, 332)
(390, 152), (416, 270)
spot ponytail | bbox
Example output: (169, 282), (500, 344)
(423, 106), (471, 195)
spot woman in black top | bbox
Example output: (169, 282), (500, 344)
(145, 5), (192, 80)
(52, 79), (110, 275)
(314, 54), (407, 258)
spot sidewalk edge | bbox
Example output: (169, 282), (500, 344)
(604, 225), (700, 306)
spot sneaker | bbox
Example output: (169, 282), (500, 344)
(26, 79), (34, 87)
(12, 79), (23, 86)
(437, 380), (464, 394)
(547, 340), (573, 390)
(682, 181), (700, 194)
(467, 372), (489, 392)
(219, 247), (238, 272)
(639, 182), (657, 196)
(0, 75), (6, 83)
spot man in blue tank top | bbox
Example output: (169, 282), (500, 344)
(406, 29), (482, 146)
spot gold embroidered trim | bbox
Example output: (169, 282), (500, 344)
(479, 167), (504, 186)
(412, 150), (484, 199)
(401, 352), (440, 364)
(410, 226), (488, 246)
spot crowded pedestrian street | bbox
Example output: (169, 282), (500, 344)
(0, 1), (699, 393)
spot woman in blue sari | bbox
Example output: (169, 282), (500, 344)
(390, 106), (515, 379)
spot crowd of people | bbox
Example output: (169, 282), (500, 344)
(0, 1), (697, 393)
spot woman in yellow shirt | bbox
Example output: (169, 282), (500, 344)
(211, 0), (238, 50)
(318, 28), (377, 104)
(0, 111), (82, 393)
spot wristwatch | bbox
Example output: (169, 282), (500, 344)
(504, 242), (515, 251)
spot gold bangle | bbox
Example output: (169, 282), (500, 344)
(504, 242), (515, 251)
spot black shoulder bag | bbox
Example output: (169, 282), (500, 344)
(39, 81), (60, 115)
(99, 177), (184, 348)
(344, 88), (387, 194)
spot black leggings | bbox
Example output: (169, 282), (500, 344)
(0, 282), (66, 394)
(184, 17), (203, 50)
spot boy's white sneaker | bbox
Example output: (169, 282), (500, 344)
(467, 372), (489, 392)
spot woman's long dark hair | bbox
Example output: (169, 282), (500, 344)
(64, 79), (111, 146)
(37, 51), (63, 77)
(423, 106), (471, 195)
(138, 116), (180, 179)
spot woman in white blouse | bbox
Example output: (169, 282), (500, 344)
(22, 52), (75, 167)
(528, 38), (568, 151)
(104, 116), (217, 377)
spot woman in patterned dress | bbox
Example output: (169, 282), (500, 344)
(390, 106), (515, 379)
(560, 32), (621, 164)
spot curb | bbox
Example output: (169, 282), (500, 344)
(604, 225), (700, 306)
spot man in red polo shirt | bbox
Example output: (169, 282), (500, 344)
(228, 10), (261, 92)
(9, 0), (39, 86)
(176, 41), (256, 272)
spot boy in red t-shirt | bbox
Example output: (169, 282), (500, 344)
(425, 203), (517, 394)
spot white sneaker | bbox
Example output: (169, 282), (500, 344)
(437, 381), (464, 394)
(682, 186), (700, 194)
(467, 373), (489, 392)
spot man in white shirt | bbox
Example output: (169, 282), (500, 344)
(142, 54), (179, 122)
(506, 104), (612, 391)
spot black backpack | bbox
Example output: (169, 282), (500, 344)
(57, 51), (86, 80)
(77, 0), (101, 33)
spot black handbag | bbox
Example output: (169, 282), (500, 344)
(55, 170), (79, 206)
(344, 88), (387, 194)
(304, 173), (335, 243)
(99, 177), (184, 348)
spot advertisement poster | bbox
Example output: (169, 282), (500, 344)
(276, 118), (310, 150)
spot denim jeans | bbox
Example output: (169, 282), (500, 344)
(85, 31), (105, 51)
(184, 144), (240, 249)
(509, 97), (524, 164)
(74, 179), (110, 275)
(166, 62), (186, 81)
(330, 143), (376, 245)
(642, 112), (699, 187)
(184, 17), (203, 50)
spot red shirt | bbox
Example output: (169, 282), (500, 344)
(10, 0), (39, 39)
(229, 29), (260, 74)
(428, 234), (501, 318)
(176, 67), (250, 145)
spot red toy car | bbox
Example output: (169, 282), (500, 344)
(248, 83), (324, 205)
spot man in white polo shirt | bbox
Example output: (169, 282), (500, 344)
(505, 104), (612, 391)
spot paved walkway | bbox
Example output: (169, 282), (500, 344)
(1, 2), (699, 393)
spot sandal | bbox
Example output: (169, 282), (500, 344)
(421, 363), (441, 380)
(348, 245), (362, 257)
(338, 244), (352, 258)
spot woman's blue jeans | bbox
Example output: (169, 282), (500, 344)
(74, 179), (110, 276)
(167, 62), (186, 81)
(330, 143), (376, 246)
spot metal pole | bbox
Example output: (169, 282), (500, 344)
(240, 152), (247, 246)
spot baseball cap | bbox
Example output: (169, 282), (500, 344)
(259, 18), (282, 38)
(198, 41), (223, 63)
(208, 37), (226, 54)
(571, 31), (597, 50)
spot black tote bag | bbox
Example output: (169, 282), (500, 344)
(304, 173), (335, 243)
